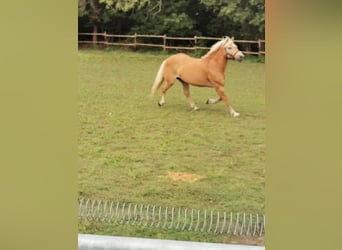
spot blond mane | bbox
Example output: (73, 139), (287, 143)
(202, 37), (230, 58)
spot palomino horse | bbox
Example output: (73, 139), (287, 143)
(151, 36), (244, 117)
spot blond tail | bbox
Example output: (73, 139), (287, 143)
(151, 60), (165, 97)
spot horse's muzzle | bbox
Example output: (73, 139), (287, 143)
(235, 52), (245, 62)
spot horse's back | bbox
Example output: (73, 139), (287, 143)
(166, 53), (199, 63)
(165, 53), (203, 71)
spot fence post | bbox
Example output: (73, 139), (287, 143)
(194, 35), (197, 52)
(163, 34), (166, 52)
(134, 33), (137, 50)
(104, 31), (107, 48)
(92, 25), (97, 46)
(258, 39), (261, 57)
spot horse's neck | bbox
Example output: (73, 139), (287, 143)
(203, 48), (227, 72)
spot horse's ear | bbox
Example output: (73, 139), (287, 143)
(223, 37), (229, 46)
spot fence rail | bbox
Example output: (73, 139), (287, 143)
(78, 199), (265, 238)
(78, 33), (265, 56)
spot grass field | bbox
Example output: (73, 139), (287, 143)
(78, 49), (265, 244)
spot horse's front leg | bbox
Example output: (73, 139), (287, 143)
(206, 97), (221, 104)
(213, 84), (239, 117)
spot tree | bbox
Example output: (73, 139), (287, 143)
(78, 0), (111, 42)
(78, 0), (162, 40)
(200, 0), (264, 39)
(78, 0), (265, 42)
(99, 0), (162, 14)
(129, 0), (200, 37)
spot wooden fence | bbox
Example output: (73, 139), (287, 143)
(78, 33), (265, 56)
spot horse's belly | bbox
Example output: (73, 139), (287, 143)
(179, 72), (212, 87)
(188, 81), (213, 87)
(177, 65), (211, 87)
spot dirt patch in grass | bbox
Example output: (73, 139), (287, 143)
(167, 172), (205, 183)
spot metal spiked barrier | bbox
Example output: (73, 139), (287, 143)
(78, 198), (265, 237)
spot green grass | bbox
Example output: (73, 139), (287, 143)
(78, 49), (265, 244)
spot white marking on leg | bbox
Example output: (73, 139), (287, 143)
(207, 97), (221, 104)
(188, 97), (199, 111)
(228, 107), (240, 117)
(191, 104), (200, 111)
(159, 94), (165, 106)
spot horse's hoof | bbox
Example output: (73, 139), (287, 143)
(158, 102), (162, 107)
(231, 112), (240, 117)
(206, 99), (209, 104)
(194, 107), (200, 111)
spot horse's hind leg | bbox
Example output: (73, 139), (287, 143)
(180, 80), (199, 111)
(158, 78), (175, 107)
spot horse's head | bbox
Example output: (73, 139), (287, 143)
(223, 37), (245, 62)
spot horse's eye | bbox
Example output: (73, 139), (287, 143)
(227, 47), (232, 50)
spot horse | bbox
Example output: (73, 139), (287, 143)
(150, 36), (244, 117)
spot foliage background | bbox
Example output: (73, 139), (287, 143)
(78, 0), (265, 40)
